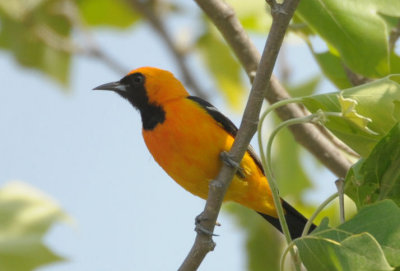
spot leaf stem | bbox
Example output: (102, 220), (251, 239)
(260, 113), (321, 270)
(257, 97), (303, 160)
(301, 192), (339, 237)
(264, 114), (320, 243)
(281, 190), (339, 270)
(335, 178), (345, 223)
(257, 109), (342, 268)
(280, 241), (297, 271)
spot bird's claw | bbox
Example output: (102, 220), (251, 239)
(195, 213), (219, 237)
(220, 151), (245, 179)
(195, 224), (218, 236)
(220, 151), (239, 168)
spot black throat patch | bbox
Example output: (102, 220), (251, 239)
(119, 73), (166, 130)
(139, 103), (165, 130)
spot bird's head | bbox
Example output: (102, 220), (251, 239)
(93, 67), (189, 110)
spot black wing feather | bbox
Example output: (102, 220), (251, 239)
(187, 96), (264, 174)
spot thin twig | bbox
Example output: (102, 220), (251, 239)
(265, 0), (278, 17)
(335, 178), (345, 223)
(127, 0), (208, 98)
(301, 192), (339, 237)
(389, 20), (400, 52)
(179, 1), (300, 270)
(263, 113), (331, 270)
(194, 0), (353, 178)
(343, 65), (370, 86)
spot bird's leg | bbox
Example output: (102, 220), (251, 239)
(195, 212), (220, 237)
(220, 151), (245, 179)
(194, 152), (243, 237)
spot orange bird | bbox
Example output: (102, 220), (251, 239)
(94, 67), (315, 239)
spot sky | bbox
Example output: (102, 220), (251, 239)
(0, 8), (337, 271)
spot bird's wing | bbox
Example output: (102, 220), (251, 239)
(187, 96), (265, 175)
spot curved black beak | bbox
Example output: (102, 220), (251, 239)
(93, 81), (127, 92)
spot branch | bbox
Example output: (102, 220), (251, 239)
(389, 19), (400, 52)
(127, 0), (208, 98)
(179, 1), (300, 270)
(193, 0), (352, 178)
(343, 65), (370, 86)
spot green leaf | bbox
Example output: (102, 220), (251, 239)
(338, 200), (400, 267)
(296, 0), (400, 78)
(0, 0), (71, 85)
(296, 200), (400, 270)
(290, 15), (353, 89)
(291, 13), (315, 37)
(345, 123), (400, 209)
(296, 233), (392, 271)
(0, 181), (70, 271)
(196, 24), (247, 108)
(227, 0), (271, 33)
(312, 50), (353, 89)
(77, 0), (139, 28)
(288, 75), (321, 97)
(302, 75), (400, 157)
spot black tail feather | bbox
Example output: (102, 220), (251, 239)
(257, 200), (316, 239)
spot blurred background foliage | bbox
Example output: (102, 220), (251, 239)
(0, 0), (399, 270)
(0, 182), (69, 271)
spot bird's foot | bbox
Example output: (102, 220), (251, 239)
(220, 151), (245, 178)
(195, 213), (219, 237)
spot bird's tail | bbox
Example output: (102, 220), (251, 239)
(257, 199), (316, 239)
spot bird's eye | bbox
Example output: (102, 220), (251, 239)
(132, 73), (144, 85)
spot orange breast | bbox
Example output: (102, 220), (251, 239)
(142, 98), (277, 217)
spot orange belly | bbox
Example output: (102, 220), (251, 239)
(142, 98), (277, 217)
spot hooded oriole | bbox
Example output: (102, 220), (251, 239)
(94, 67), (315, 239)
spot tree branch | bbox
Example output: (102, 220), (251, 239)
(193, 0), (352, 178)
(127, 0), (208, 98)
(179, 1), (300, 269)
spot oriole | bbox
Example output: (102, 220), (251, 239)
(94, 67), (315, 239)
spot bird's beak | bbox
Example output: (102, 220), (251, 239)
(93, 81), (127, 92)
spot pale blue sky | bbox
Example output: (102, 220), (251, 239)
(0, 9), (336, 271)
